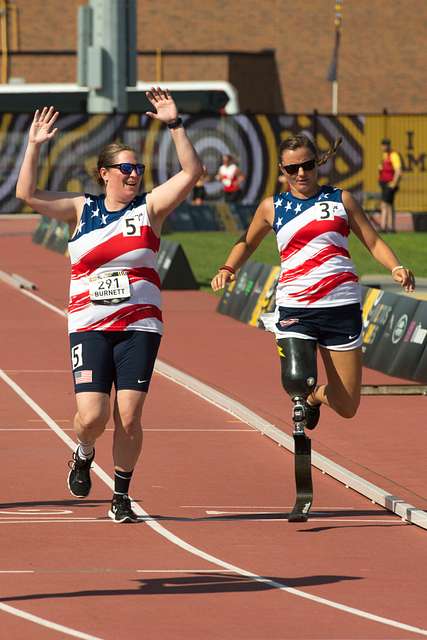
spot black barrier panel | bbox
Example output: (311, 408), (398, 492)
(239, 263), (275, 325)
(45, 220), (69, 254)
(230, 204), (257, 228)
(216, 277), (237, 316)
(220, 261), (266, 321)
(249, 266), (281, 327)
(414, 337), (427, 383)
(366, 294), (420, 376)
(191, 205), (223, 231)
(32, 215), (52, 245)
(390, 301), (427, 382)
(361, 289), (398, 369)
(157, 239), (199, 290)
(167, 204), (197, 231)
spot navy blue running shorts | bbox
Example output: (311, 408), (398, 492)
(69, 330), (161, 394)
(275, 303), (363, 351)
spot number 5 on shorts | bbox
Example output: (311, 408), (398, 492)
(71, 344), (83, 370)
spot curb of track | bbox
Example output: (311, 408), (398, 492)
(1, 270), (426, 531)
(155, 360), (427, 531)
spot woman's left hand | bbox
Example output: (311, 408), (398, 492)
(145, 87), (178, 124)
(392, 267), (416, 292)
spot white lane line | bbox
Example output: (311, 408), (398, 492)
(0, 428), (254, 433)
(0, 603), (102, 640)
(0, 571), (34, 574)
(1, 368), (426, 637)
(4, 370), (69, 373)
(0, 509), (72, 515)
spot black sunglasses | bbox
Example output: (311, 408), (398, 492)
(105, 162), (145, 176)
(281, 158), (316, 175)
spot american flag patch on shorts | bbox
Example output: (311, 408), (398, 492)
(279, 318), (299, 328)
(74, 370), (93, 384)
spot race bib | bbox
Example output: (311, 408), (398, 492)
(89, 271), (131, 304)
(314, 201), (339, 221)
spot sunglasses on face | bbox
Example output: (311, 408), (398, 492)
(281, 158), (316, 175)
(105, 162), (145, 176)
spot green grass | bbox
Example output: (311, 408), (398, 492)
(166, 231), (427, 292)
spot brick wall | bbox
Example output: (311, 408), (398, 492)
(6, 0), (427, 113)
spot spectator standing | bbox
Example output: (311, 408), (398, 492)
(378, 138), (402, 233)
(192, 165), (208, 205)
(216, 154), (245, 203)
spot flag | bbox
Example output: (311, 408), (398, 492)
(327, 29), (341, 82)
(74, 370), (93, 384)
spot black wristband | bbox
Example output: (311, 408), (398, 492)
(167, 117), (183, 129)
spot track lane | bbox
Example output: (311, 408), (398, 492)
(1, 224), (427, 638)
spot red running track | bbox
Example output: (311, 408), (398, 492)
(0, 218), (426, 639)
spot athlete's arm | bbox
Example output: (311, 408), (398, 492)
(16, 107), (84, 223)
(343, 190), (415, 292)
(145, 88), (202, 230)
(211, 197), (273, 292)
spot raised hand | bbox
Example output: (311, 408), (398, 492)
(29, 106), (59, 145)
(145, 87), (178, 124)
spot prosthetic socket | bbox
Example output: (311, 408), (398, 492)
(277, 337), (317, 431)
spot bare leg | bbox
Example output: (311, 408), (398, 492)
(74, 392), (110, 445)
(112, 390), (147, 471)
(379, 201), (387, 231)
(307, 347), (362, 419)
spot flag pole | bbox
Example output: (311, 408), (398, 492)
(327, 1), (343, 115)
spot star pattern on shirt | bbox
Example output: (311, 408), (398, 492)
(101, 214), (108, 225)
(91, 208), (100, 218)
(285, 201), (292, 211)
(276, 217), (283, 229)
(76, 219), (85, 235)
(294, 203), (302, 214)
(274, 198), (283, 208)
(317, 192), (329, 201)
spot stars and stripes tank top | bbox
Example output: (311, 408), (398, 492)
(273, 186), (360, 308)
(67, 193), (163, 334)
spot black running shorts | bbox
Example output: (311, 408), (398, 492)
(69, 330), (161, 394)
(275, 303), (363, 351)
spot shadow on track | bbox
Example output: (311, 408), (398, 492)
(0, 572), (363, 601)
(0, 499), (110, 510)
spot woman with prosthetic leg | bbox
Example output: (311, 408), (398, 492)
(212, 133), (415, 523)
(277, 337), (317, 522)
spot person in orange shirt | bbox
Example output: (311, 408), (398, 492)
(378, 138), (402, 233)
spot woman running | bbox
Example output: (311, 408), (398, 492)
(211, 134), (415, 429)
(16, 87), (202, 522)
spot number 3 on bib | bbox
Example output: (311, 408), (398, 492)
(315, 202), (334, 221)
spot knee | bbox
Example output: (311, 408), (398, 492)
(116, 410), (142, 436)
(336, 398), (360, 419)
(78, 405), (110, 433)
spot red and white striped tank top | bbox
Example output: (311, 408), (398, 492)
(67, 194), (163, 334)
(273, 186), (360, 308)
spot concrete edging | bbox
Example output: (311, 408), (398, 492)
(155, 360), (427, 531)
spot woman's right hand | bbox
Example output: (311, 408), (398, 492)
(211, 269), (235, 292)
(29, 106), (59, 145)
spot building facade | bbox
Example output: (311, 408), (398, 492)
(3, 0), (427, 114)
